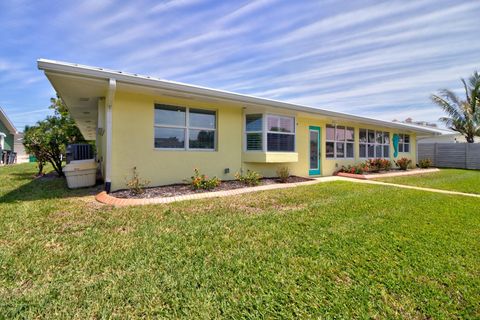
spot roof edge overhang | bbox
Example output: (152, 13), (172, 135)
(37, 59), (440, 135)
(0, 106), (18, 134)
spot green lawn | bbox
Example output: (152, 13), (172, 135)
(374, 168), (480, 194)
(1, 164), (479, 319)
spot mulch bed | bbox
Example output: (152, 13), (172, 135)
(112, 176), (312, 199)
(336, 168), (438, 180)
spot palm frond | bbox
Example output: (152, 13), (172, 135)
(468, 70), (480, 88)
(431, 94), (463, 121)
(461, 78), (471, 105)
(438, 89), (462, 107)
(470, 74), (480, 114)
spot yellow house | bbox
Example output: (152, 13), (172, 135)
(38, 59), (439, 192)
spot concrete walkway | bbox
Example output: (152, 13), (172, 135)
(95, 175), (480, 206)
(333, 176), (480, 198)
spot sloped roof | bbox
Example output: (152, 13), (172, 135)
(37, 59), (441, 136)
(0, 106), (17, 135)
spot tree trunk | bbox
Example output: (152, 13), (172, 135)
(49, 158), (64, 177)
(37, 161), (44, 176)
(466, 136), (475, 143)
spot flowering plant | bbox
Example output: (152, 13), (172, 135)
(366, 158), (392, 172)
(395, 157), (412, 170)
(187, 168), (221, 190)
(235, 169), (262, 186)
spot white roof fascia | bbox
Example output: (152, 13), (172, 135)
(0, 106), (18, 134)
(37, 59), (440, 135)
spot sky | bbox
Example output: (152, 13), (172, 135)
(0, 0), (479, 131)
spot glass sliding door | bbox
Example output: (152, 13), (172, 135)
(309, 126), (321, 175)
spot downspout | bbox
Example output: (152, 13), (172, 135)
(105, 78), (116, 193)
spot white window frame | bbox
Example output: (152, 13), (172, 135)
(398, 133), (410, 153)
(265, 114), (296, 152)
(154, 104), (217, 151)
(244, 113), (263, 152)
(243, 112), (296, 152)
(359, 129), (390, 159)
(326, 124), (354, 159)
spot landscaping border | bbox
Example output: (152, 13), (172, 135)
(95, 178), (328, 206)
(336, 168), (440, 180)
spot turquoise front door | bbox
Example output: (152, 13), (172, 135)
(309, 126), (321, 175)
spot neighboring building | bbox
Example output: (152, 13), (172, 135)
(0, 106), (17, 152)
(418, 133), (479, 144)
(393, 117), (439, 128)
(393, 118), (480, 143)
(13, 132), (29, 163)
(38, 59), (439, 192)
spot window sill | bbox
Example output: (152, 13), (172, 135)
(154, 148), (217, 152)
(242, 152), (298, 163)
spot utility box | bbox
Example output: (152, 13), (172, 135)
(66, 144), (94, 164)
(64, 159), (97, 189)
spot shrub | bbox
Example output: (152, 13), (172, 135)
(395, 157), (412, 170)
(126, 167), (150, 195)
(188, 168), (221, 190)
(418, 158), (433, 168)
(276, 166), (290, 183)
(380, 159), (393, 171)
(338, 163), (368, 174)
(23, 96), (85, 176)
(366, 158), (392, 172)
(235, 169), (262, 186)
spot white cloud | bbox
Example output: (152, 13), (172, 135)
(1, 0), (480, 128)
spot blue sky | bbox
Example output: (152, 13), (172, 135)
(1, 0), (479, 131)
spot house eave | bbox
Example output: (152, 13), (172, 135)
(37, 59), (440, 135)
(0, 106), (18, 135)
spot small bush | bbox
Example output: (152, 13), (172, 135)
(418, 158), (433, 168)
(395, 157), (412, 170)
(366, 158), (392, 172)
(276, 166), (290, 183)
(126, 167), (150, 195)
(187, 168), (221, 190)
(235, 169), (262, 186)
(338, 163), (368, 174)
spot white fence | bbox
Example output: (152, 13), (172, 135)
(418, 143), (480, 170)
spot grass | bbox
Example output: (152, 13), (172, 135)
(374, 168), (480, 194)
(0, 163), (479, 318)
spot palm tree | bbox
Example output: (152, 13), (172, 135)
(431, 71), (480, 143)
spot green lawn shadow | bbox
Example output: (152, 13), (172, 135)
(0, 171), (103, 203)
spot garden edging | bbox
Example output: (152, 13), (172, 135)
(95, 178), (326, 206)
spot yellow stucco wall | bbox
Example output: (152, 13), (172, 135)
(108, 90), (417, 190)
(110, 91), (243, 191)
(243, 117), (416, 178)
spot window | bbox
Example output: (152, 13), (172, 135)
(154, 104), (216, 150)
(398, 134), (410, 153)
(245, 114), (263, 151)
(359, 129), (390, 158)
(245, 114), (295, 152)
(267, 115), (295, 152)
(326, 125), (354, 158)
